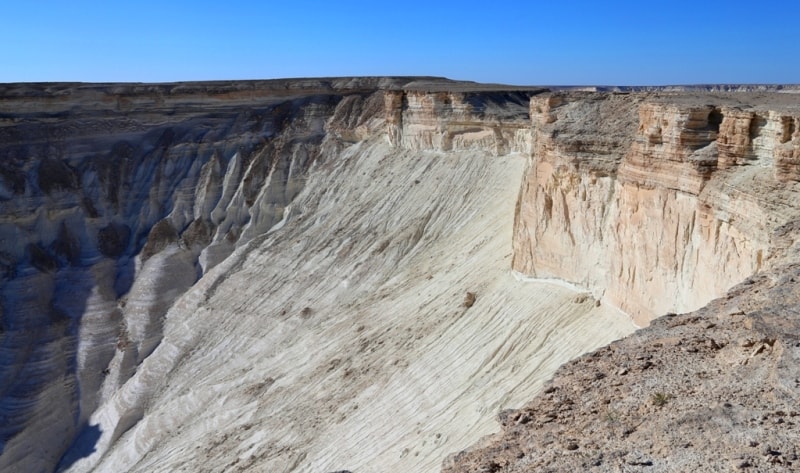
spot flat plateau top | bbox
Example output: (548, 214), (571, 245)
(1, 77), (797, 94)
(1, 77), (800, 114)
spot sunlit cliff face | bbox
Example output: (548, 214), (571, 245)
(514, 95), (800, 325)
(0, 80), (798, 473)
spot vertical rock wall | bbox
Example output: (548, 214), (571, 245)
(385, 89), (535, 154)
(512, 93), (800, 325)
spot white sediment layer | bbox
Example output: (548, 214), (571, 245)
(68, 140), (635, 473)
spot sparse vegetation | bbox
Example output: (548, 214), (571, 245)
(650, 392), (672, 407)
(603, 409), (621, 424)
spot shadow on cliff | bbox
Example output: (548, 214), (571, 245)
(55, 423), (102, 472)
(0, 259), (110, 470)
(0, 87), (345, 472)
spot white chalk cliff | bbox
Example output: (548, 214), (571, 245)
(0, 79), (798, 472)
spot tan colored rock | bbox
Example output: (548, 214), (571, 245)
(512, 92), (800, 324)
(448, 90), (800, 472)
(3, 80), (800, 473)
(388, 89), (534, 155)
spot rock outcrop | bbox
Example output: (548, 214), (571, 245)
(513, 92), (799, 325)
(446, 91), (800, 471)
(384, 87), (537, 154)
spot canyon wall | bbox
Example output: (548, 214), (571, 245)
(512, 92), (800, 325)
(384, 86), (800, 325)
(0, 79), (396, 472)
(445, 91), (800, 471)
(1, 80), (799, 472)
(384, 87), (536, 154)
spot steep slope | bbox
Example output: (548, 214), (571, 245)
(444, 260), (800, 472)
(445, 90), (800, 472)
(0, 78), (397, 471)
(70, 138), (633, 473)
(3, 80), (800, 473)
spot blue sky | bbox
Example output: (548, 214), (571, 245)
(2, 0), (798, 85)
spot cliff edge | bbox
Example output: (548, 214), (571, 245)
(446, 90), (800, 471)
(1, 80), (799, 472)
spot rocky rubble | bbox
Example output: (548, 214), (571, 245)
(443, 262), (800, 472)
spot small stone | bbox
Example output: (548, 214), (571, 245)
(515, 413), (531, 425)
(626, 450), (653, 466)
(463, 292), (477, 308)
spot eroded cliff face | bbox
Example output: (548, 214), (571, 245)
(446, 91), (800, 472)
(2, 80), (799, 473)
(384, 88), (536, 154)
(0, 79), (403, 472)
(512, 93), (800, 325)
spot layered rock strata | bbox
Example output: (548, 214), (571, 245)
(447, 90), (800, 471)
(384, 88), (537, 154)
(513, 92), (800, 325)
(0, 78), (411, 472)
(1, 79), (799, 473)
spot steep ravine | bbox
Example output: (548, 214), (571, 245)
(1, 80), (799, 473)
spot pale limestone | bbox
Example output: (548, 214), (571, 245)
(2, 81), (800, 473)
(512, 93), (798, 325)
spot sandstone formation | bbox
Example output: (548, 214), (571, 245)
(0, 79), (798, 472)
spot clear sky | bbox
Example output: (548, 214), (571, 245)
(2, 0), (798, 85)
